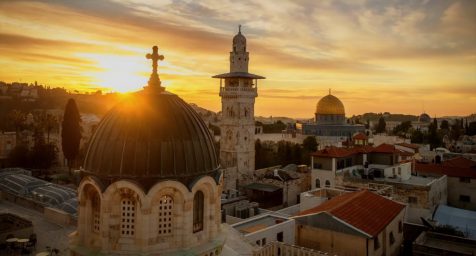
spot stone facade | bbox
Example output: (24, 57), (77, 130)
(215, 28), (265, 191)
(70, 176), (224, 255)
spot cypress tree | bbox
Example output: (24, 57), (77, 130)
(61, 98), (81, 174)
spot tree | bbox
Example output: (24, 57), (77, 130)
(31, 127), (57, 169)
(61, 98), (81, 173)
(440, 120), (449, 130)
(411, 130), (424, 143)
(428, 118), (442, 150)
(42, 113), (58, 143)
(8, 110), (26, 138)
(393, 121), (412, 137)
(303, 136), (318, 153)
(450, 119), (462, 141)
(468, 121), (476, 136)
(375, 116), (386, 133)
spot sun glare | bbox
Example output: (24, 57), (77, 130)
(79, 53), (150, 93)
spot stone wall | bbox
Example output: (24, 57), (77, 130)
(253, 241), (329, 256)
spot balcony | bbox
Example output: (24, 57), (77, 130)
(219, 86), (257, 97)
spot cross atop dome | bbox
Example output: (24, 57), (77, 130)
(146, 45), (165, 91)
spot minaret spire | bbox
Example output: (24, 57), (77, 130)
(146, 45), (165, 91)
(238, 24), (241, 33)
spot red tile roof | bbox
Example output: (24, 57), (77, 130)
(312, 146), (356, 158)
(296, 190), (405, 237)
(442, 157), (476, 169)
(415, 158), (476, 179)
(372, 143), (397, 154)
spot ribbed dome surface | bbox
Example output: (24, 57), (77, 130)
(83, 90), (219, 186)
(316, 94), (345, 115)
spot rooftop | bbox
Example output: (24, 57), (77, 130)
(434, 205), (476, 240)
(415, 157), (476, 178)
(232, 214), (290, 234)
(312, 144), (413, 158)
(296, 190), (405, 237)
(396, 143), (420, 150)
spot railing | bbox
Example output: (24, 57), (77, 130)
(253, 241), (332, 256)
(219, 86), (257, 95)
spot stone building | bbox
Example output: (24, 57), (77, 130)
(214, 26), (265, 191)
(310, 144), (447, 223)
(294, 190), (406, 256)
(69, 46), (225, 255)
(296, 91), (364, 138)
(416, 156), (476, 210)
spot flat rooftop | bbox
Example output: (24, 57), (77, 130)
(373, 175), (438, 186)
(0, 200), (74, 254)
(232, 215), (289, 234)
(415, 232), (476, 255)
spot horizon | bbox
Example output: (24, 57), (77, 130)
(0, 0), (475, 117)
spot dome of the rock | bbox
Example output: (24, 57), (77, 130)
(315, 94), (345, 116)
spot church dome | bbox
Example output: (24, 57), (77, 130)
(315, 94), (345, 115)
(418, 113), (431, 123)
(82, 89), (219, 188)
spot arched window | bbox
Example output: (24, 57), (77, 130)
(193, 191), (204, 233)
(325, 180), (331, 187)
(121, 198), (135, 237)
(92, 193), (100, 233)
(158, 195), (173, 236)
(315, 179), (321, 188)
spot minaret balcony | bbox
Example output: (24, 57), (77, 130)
(219, 86), (257, 97)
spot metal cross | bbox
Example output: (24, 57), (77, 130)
(146, 46), (164, 75)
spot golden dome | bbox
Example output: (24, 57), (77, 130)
(315, 94), (345, 115)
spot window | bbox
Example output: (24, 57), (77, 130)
(408, 196), (417, 204)
(261, 238), (266, 245)
(459, 195), (470, 202)
(325, 180), (331, 187)
(398, 221), (402, 233)
(193, 191), (204, 233)
(121, 199), (135, 237)
(389, 232), (395, 245)
(398, 167), (401, 175)
(277, 232), (283, 242)
(158, 195), (173, 236)
(374, 236), (380, 250)
(315, 179), (321, 188)
(92, 193), (100, 233)
(459, 177), (471, 183)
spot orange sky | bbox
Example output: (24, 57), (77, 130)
(0, 0), (475, 118)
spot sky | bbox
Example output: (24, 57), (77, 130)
(0, 0), (475, 118)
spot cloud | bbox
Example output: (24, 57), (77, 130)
(0, 0), (474, 116)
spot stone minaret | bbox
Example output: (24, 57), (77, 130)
(213, 26), (265, 191)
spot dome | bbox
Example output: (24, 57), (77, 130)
(418, 113), (431, 123)
(233, 32), (246, 45)
(315, 94), (345, 115)
(232, 25), (246, 50)
(82, 89), (219, 188)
